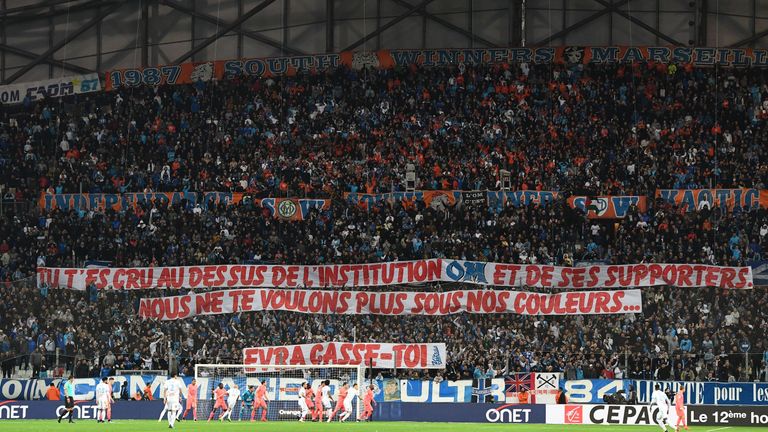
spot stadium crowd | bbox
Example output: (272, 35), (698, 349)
(1, 281), (767, 383)
(1, 60), (768, 383)
(2, 61), (767, 200)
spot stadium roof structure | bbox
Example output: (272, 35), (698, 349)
(0, 0), (766, 83)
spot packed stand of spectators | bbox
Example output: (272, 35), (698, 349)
(4, 196), (768, 276)
(1, 280), (767, 382)
(1, 60), (768, 382)
(2, 62), (768, 200)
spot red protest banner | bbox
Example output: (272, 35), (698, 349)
(38, 260), (754, 290)
(242, 342), (447, 369)
(137, 288), (643, 320)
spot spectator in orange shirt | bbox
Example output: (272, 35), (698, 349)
(143, 384), (154, 401)
(46, 383), (61, 400)
(518, 388), (529, 404)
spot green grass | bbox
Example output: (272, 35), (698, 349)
(1, 421), (767, 432)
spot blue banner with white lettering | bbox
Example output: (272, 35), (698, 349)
(655, 189), (764, 212)
(748, 260), (768, 286)
(0, 377), (509, 403)
(487, 191), (559, 212)
(399, 378), (506, 403)
(2, 374), (369, 404)
(564, 379), (768, 405)
(5, 376), (766, 405)
(0, 376), (194, 401)
(38, 192), (331, 220)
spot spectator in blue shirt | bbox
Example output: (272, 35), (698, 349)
(680, 337), (693, 353)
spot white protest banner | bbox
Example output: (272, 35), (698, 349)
(138, 288), (643, 320)
(38, 260), (754, 290)
(242, 342), (447, 369)
(0, 73), (101, 104)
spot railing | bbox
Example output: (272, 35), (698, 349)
(1, 352), (241, 379)
(3, 348), (767, 382)
(0, 199), (32, 216)
(116, 369), (167, 376)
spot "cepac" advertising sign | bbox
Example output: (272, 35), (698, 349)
(546, 404), (685, 426)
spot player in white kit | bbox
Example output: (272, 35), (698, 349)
(221, 384), (240, 421)
(163, 373), (183, 429)
(95, 377), (110, 423)
(649, 384), (673, 432)
(321, 379), (334, 420)
(340, 383), (358, 422)
(298, 382), (310, 422)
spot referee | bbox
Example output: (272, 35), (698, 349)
(57, 375), (76, 423)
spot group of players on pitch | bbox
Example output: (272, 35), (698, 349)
(54, 374), (684, 430)
(153, 375), (375, 427)
(54, 373), (187, 427)
(297, 380), (377, 423)
(56, 375), (118, 424)
(204, 380), (269, 422)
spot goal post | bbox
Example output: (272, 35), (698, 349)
(194, 363), (366, 422)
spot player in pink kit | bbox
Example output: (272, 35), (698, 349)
(181, 379), (199, 421)
(106, 377), (115, 423)
(327, 382), (348, 422)
(675, 387), (688, 431)
(358, 384), (375, 421)
(250, 380), (269, 422)
(207, 383), (228, 421)
(312, 382), (324, 421)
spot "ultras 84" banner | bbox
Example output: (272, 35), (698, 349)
(243, 342), (446, 369)
(38, 260), (754, 290)
(137, 288), (642, 320)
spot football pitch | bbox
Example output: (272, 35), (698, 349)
(1, 421), (767, 432)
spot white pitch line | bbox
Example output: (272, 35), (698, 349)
(706, 427), (732, 432)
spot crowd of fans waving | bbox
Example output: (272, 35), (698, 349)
(1, 59), (768, 383)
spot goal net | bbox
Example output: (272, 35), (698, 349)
(194, 363), (366, 422)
